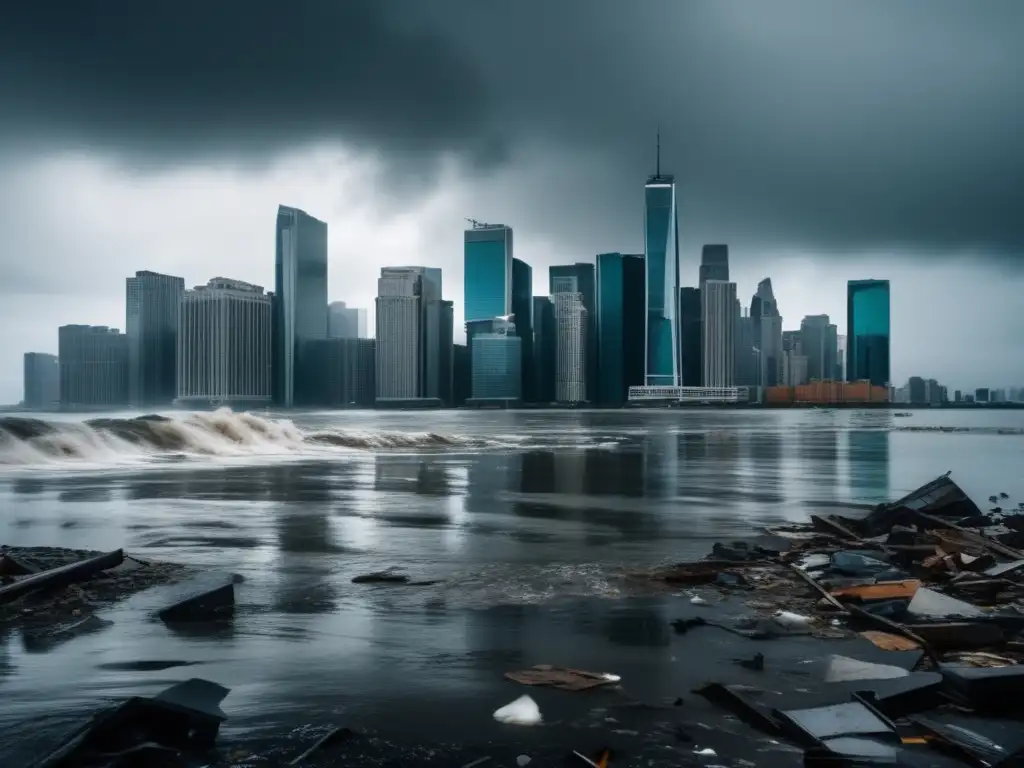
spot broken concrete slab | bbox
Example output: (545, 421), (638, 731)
(774, 701), (899, 748)
(0, 549), (124, 605)
(823, 655), (911, 683)
(145, 571), (236, 623)
(939, 664), (1024, 712)
(21, 613), (112, 653)
(985, 559), (1024, 578)
(906, 587), (986, 620)
(32, 677), (230, 767)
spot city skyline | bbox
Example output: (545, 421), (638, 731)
(1, 2), (1022, 402)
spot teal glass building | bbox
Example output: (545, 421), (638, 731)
(644, 171), (680, 386)
(847, 279), (890, 387)
(596, 252), (645, 404)
(464, 224), (512, 323)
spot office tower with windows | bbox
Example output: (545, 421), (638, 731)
(298, 337), (375, 407)
(126, 270), (184, 406)
(328, 301), (368, 339)
(644, 138), (680, 386)
(471, 316), (522, 401)
(23, 352), (59, 409)
(273, 205), (328, 407)
(424, 299), (454, 404)
(847, 279), (890, 387)
(699, 245), (730, 287)
(464, 223), (513, 322)
(553, 292), (588, 402)
(596, 252), (645, 405)
(750, 278), (783, 387)
(453, 344), (471, 405)
(375, 268), (423, 400)
(677, 287), (702, 386)
(701, 281), (737, 387)
(532, 296), (556, 403)
(58, 325), (129, 408)
(550, 262), (597, 400)
(177, 277), (272, 406)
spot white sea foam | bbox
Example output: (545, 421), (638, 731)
(0, 408), (504, 468)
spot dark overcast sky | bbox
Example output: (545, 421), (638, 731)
(0, 0), (1022, 401)
(3, 0), (1022, 259)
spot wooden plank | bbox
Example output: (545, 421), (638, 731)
(787, 563), (847, 612)
(832, 580), (921, 601)
(0, 549), (124, 605)
(915, 511), (1024, 561)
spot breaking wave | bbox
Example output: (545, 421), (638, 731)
(0, 409), (498, 466)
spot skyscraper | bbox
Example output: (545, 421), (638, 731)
(328, 301), (368, 339)
(375, 267), (422, 400)
(644, 137), (680, 386)
(177, 278), (272, 406)
(424, 299), (454, 404)
(800, 315), (838, 382)
(299, 338), (375, 407)
(553, 292), (587, 402)
(699, 245), (730, 287)
(126, 270), (184, 406)
(532, 296), (556, 404)
(751, 278), (783, 387)
(702, 281), (737, 387)
(464, 223), (513, 322)
(677, 287), (702, 387)
(550, 262), (597, 402)
(273, 205), (328, 407)
(512, 258), (534, 401)
(596, 253), (645, 405)
(58, 325), (129, 408)
(847, 279), (891, 388)
(23, 352), (59, 409)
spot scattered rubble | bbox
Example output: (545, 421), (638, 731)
(0, 546), (188, 634)
(642, 473), (1024, 766)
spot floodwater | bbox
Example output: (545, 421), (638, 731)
(1, 407), (1023, 764)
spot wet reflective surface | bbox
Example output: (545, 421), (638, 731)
(1, 408), (1023, 762)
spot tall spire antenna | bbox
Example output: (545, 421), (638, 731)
(656, 126), (661, 176)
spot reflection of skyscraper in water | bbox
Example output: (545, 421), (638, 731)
(798, 420), (840, 502)
(642, 429), (679, 499)
(553, 452), (586, 495)
(846, 426), (891, 504)
(583, 448), (644, 498)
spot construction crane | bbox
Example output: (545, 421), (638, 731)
(465, 218), (491, 229)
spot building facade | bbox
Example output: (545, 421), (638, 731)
(23, 352), (59, 409)
(550, 262), (597, 401)
(847, 279), (891, 388)
(126, 270), (184, 407)
(273, 205), (328, 407)
(800, 315), (838, 383)
(471, 317), (522, 401)
(512, 258), (534, 401)
(702, 280), (737, 388)
(750, 278), (783, 387)
(464, 223), (513, 323)
(424, 299), (454, 404)
(553, 292), (588, 402)
(58, 325), (129, 408)
(595, 253), (645, 405)
(532, 296), (556, 403)
(375, 268), (422, 400)
(177, 278), (272, 406)
(699, 244), (730, 287)
(297, 338), (375, 406)
(328, 301), (368, 339)
(644, 167), (680, 387)
(677, 287), (702, 387)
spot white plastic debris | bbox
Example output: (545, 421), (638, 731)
(824, 654), (910, 683)
(493, 694), (543, 725)
(690, 595), (709, 606)
(773, 610), (813, 628)
(694, 747), (718, 756)
(600, 673), (621, 682)
(517, 755), (532, 766)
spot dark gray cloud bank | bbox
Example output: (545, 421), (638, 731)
(1, 0), (1022, 261)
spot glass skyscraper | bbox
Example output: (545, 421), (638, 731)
(847, 279), (890, 387)
(126, 270), (184, 406)
(273, 205), (328, 407)
(596, 253), (645, 405)
(549, 263), (597, 402)
(464, 224), (512, 323)
(644, 160), (680, 386)
(511, 257), (533, 401)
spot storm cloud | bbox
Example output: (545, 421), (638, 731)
(2, 0), (1022, 260)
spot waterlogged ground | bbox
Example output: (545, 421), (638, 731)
(1, 408), (1023, 764)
